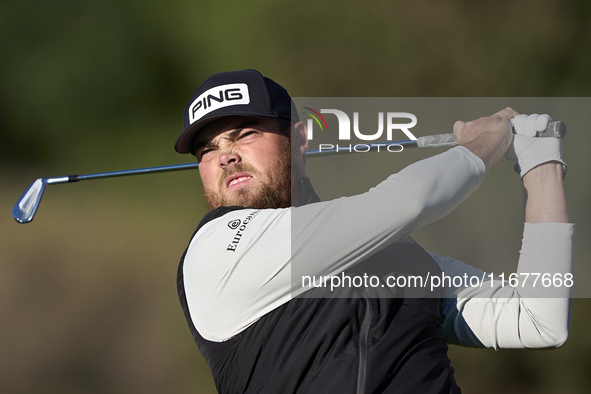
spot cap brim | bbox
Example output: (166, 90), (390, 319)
(174, 112), (288, 154)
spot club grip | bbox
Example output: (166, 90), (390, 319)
(539, 120), (566, 138)
(417, 120), (566, 148)
(417, 134), (458, 148)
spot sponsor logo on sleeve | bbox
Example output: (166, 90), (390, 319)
(226, 210), (261, 252)
(228, 219), (241, 230)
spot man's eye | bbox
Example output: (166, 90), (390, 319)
(198, 148), (214, 161)
(240, 130), (258, 139)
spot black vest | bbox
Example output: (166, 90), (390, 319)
(177, 181), (460, 393)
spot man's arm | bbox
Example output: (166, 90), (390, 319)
(437, 224), (574, 349)
(523, 162), (569, 223)
(437, 218), (574, 349)
(440, 116), (574, 349)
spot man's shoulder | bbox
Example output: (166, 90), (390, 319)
(183, 206), (249, 244)
(197, 206), (248, 231)
(192, 206), (279, 242)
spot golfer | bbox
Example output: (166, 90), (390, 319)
(175, 69), (573, 393)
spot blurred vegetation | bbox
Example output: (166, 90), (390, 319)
(1, 0), (591, 393)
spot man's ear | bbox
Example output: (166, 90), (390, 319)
(292, 121), (309, 156)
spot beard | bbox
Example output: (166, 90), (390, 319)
(203, 138), (293, 210)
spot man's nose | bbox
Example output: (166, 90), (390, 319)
(218, 150), (241, 167)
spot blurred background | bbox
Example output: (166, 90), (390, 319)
(1, 0), (590, 393)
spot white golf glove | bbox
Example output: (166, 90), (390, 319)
(505, 114), (567, 177)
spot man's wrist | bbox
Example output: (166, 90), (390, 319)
(523, 162), (564, 187)
(523, 162), (570, 224)
(460, 131), (511, 173)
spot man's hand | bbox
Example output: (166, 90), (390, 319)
(503, 113), (570, 223)
(453, 107), (518, 172)
(505, 114), (567, 178)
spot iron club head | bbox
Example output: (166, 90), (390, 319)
(12, 178), (48, 223)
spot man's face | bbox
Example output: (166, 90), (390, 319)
(193, 116), (292, 210)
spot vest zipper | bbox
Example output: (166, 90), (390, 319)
(357, 294), (372, 394)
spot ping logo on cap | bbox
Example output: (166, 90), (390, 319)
(189, 83), (250, 124)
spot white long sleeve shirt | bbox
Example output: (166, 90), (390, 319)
(182, 146), (574, 346)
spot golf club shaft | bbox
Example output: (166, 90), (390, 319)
(47, 162), (200, 184)
(36, 120), (570, 184)
(12, 120), (566, 223)
(41, 136), (446, 184)
(307, 120), (565, 155)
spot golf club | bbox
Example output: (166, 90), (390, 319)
(12, 121), (566, 224)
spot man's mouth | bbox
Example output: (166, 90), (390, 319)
(225, 173), (254, 189)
